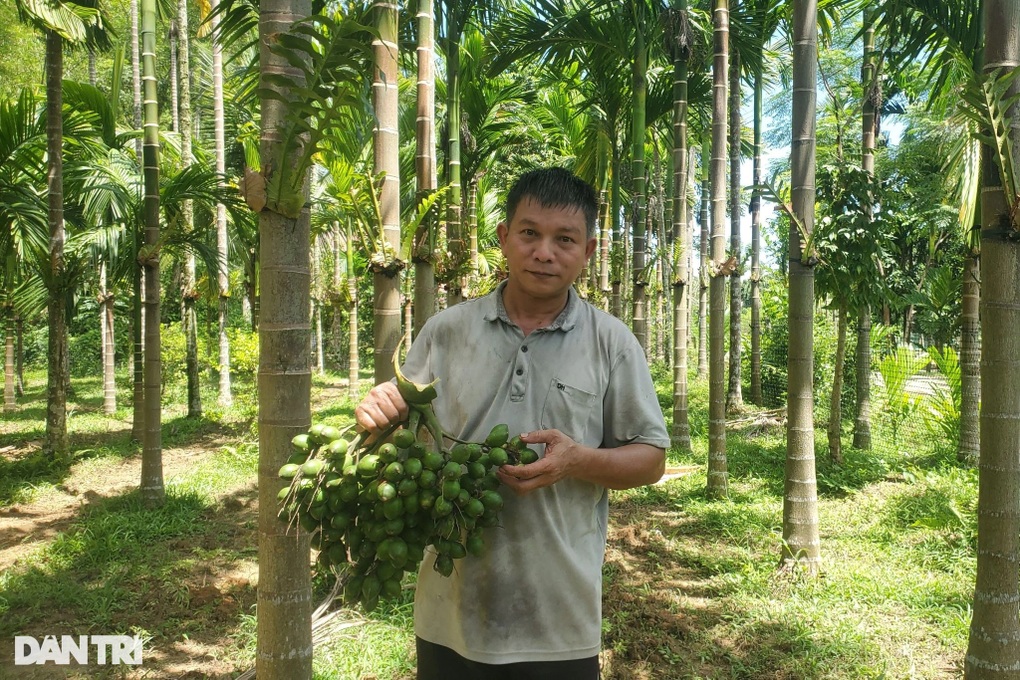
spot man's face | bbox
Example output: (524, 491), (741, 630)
(497, 198), (597, 302)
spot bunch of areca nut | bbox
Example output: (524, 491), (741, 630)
(276, 354), (539, 612)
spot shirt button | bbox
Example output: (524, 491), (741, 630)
(515, 368), (523, 376)
(521, 346), (528, 353)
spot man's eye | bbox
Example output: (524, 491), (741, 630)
(560, 236), (575, 243)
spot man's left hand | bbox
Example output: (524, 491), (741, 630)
(497, 429), (584, 495)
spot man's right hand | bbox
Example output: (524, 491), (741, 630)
(354, 381), (409, 433)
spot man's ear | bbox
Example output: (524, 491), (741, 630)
(497, 222), (508, 249)
(584, 236), (597, 260)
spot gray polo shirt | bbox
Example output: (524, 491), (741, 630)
(403, 280), (670, 665)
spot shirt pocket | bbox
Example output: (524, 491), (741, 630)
(540, 378), (598, 444)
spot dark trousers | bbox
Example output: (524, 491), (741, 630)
(416, 637), (600, 680)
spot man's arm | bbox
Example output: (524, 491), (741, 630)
(497, 428), (666, 495)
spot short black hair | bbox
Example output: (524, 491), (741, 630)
(505, 167), (598, 239)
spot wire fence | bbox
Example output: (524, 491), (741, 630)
(750, 311), (963, 462)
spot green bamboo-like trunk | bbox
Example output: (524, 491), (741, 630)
(965, 0), (1020, 673)
(4, 309), (15, 412)
(347, 234), (359, 398)
(178, 0), (201, 419)
(959, 250), (980, 462)
(853, 305), (871, 449)
(707, 0), (729, 499)
(727, 40), (743, 410)
(100, 263), (116, 414)
(827, 306), (847, 465)
(256, 0), (313, 672)
(445, 2), (464, 306)
(631, 9), (649, 356)
(697, 133), (710, 379)
(140, 0), (164, 505)
(211, 0), (233, 407)
(44, 29), (68, 457)
(854, 6), (876, 450)
(750, 70), (763, 405)
(413, 0), (437, 336)
(611, 144), (623, 319)
(670, 0), (692, 452)
(131, 0), (144, 441)
(782, 0), (820, 572)
(372, 0), (400, 386)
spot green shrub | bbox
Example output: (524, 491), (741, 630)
(227, 328), (259, 377)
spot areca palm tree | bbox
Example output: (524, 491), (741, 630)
(0, 89), (48, 413)
(256, 0), (314, 671)
(965, 0), (1020, 672)
(413, 0), (437, 335)
(15, 0), (111, 457)
(782, 0), (821, 572)
(707, 0), (730, 499)
(371, 0), (400, 385)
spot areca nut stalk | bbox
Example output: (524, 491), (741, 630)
(782, 0), (821, 573)
(211, 0), (233, 407)
(256, 0), (314, 673)
(727, 29), (743, 410)
(707, 0), (730, 500)
(965, 0), (1020, 675)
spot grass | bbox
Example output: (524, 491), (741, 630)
(0, 365), (975, 679)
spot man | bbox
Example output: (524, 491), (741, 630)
(356, 167), (669, 679)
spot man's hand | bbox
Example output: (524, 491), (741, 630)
(497, 428), (583, 496)
(354, 381), (409, 434)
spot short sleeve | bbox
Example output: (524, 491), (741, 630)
(399, 319), (434, 385)
(601, 341), (671, 450)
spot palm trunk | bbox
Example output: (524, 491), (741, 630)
(140, 0), (164, 505)
(311, 237), (324, 375)
(631, 14), (649, 356)
(413, 0), (437, 336)
(15, 315), (25, 397)
(707, 0), (729, 499)
(782, 0), (821, 572)
(965, 2), (1020, 672)
(4, 310), (15, 413)
(750, 70), (763, 405)
(257, 0), (314, 673)
(372, 0), (401, 386)
(131, 0), (142, 161)
(827, 306), (847, 465)
(178, 0), (201, 419)
(698, 133), (710, 379)
(671, 8), (692, 452)
(595, 191), (603, 307)
(467, 178), (478, 296)
(347, 240), (360, 399)
(100, 262), (116, 414)
(611, 144), (623, 320)
(445, 8), (464, 307)
(45, 29), (68, 458)
(727, 44), (744, 410)
(168, 20), (180, 133)
(211, 0), (232, 407)
(853, 305), (871, 449)
(855, 9), (877, 449)
(132, 235), (144, 442)
(958, 250), (980, 463)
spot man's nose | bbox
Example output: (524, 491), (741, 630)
(532, 238), (554, 261)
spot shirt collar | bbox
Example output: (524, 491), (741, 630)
(483, 279), (579, 332)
